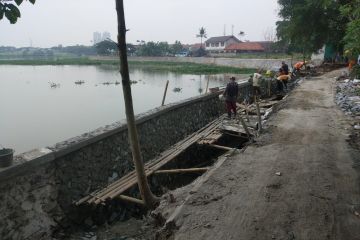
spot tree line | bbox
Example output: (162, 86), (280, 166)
(276, 0), (359, 60)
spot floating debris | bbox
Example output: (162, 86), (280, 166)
(49, 82), (60, 88)
(173, 87), (182, 93)
(130, 80), (138, 85)
(102, 82), (111, 85)
(115, 81), (120, 85)
(75, 80), (85, 85)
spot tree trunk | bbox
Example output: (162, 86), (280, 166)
(115, 0), (158, 209)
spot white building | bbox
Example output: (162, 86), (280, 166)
(205, 35), (241, 52)
(102, 31), (111, 41)
(93, 32), (102, 45)
(93, 31), (112, 45)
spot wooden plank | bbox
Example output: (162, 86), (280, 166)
(154, 168), (209, 174)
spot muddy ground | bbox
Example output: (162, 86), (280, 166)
(70, 69), (360, 240)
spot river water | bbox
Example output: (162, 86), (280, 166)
(0, 65), (248, 154)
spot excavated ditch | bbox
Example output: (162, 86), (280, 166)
(56, 134), (249, 239)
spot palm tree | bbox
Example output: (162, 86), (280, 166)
(197, 27), (207, 49)
(115, 0), (158, 209)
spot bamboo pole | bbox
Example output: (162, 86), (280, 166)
(115, 0), (158, 209)
(161, 80), (169, 106)
(117, 195), (145, 206)
(255, 100), (262, 132)
(208, 144), (234, 151)
(205, 76), (210, 93)
(238, 114), (251, 138)
(154, 168), (209, 174)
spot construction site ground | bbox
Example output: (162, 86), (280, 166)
(156, 69), (360, 240)
(76, 69), (360, 240)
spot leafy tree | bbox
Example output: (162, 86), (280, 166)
(95, 40), (117, 55)
(127, 43), (136, 56)
(170, 40), (183, 55)
(196, 27), (207, 49)
(0, 0), (35, 24)
(341, 0), (360, 54)
(276, 0), (349, 59)
(137, 41), (170, 56)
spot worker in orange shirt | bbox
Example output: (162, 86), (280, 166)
(294, 61), (305, 71)
(277, 68), (290, 93)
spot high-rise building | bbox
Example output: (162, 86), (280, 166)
(102, 32), (111, 41)
(93, 32), (102, 45)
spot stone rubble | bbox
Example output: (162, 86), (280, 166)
(335, 78), (360, 117)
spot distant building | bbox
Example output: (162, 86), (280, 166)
(93, 32), (102, 45)
(225, 42), (265, 53)
(205, 35), (241, 53)
(102, 32), (111, 41)
(252, 41), (274, 52)
(93, 31), (112, 45)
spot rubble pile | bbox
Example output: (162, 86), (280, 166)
(335, 78), (360, 116)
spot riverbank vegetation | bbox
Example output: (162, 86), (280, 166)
(0, 58), (255, 74)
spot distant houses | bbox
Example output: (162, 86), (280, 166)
(205, 35), (241, 52)
(204, 35), (272, 56)
(225, 42), (264, 53)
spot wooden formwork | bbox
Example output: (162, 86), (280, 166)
(75, 99), (279, 207)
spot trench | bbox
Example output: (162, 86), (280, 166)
(58, 133), (249, 238)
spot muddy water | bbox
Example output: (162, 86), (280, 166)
(0, 65), (248, 154)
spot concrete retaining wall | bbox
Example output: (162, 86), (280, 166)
(91, 56), (292, 70)
(0, 82), (252, 240)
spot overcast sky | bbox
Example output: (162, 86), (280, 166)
(0, 0), (279, 48)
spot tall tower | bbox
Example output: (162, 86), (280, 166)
(93, 32), (101, 45)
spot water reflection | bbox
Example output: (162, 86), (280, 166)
(0, 65), (248, 154)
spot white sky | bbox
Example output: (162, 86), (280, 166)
(0, 0), (279, 47)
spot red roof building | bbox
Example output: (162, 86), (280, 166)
(225, 42), (265, 53)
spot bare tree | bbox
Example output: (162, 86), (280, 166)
(115, 0), (158, 209)
(262, 27), (277, 55)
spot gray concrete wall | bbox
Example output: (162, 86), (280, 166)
(0, 82), (253, 240)
(91, 56), (293, 70)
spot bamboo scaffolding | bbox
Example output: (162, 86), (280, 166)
(76, 117), (224, 206)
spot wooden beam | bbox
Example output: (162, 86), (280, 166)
(255, 101), (262, 132)
(154, 168), (209, 174)
(161, 80), (169, 106)
(208, 144), (234, 151)
(238, 115), (251, 137)
(116, 195), (145, 206)
(223, 131), (250, 139)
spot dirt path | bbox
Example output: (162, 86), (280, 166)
(171, 71), (360, 240)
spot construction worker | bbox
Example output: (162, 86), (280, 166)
(281, 61), (289, 75)
(224, 76), (239, 119)
(252, 69), (262, 101)
(294, 61), (305, 71)
(276, 68), (290, 93)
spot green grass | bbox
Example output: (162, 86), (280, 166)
(0, 58), (255, 75)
